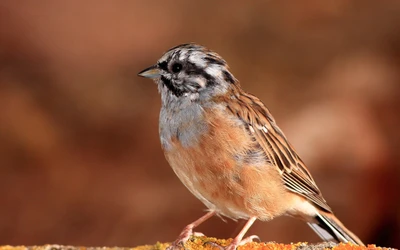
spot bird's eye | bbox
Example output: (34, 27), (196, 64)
(171, 63), (183, 73)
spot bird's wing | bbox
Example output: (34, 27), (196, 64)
(222, 91), (332, 213)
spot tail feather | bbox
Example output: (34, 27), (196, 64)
(307, 222), (337, 242)
(308, 213), (365, 246)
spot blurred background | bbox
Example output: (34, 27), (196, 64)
(0, 0), (399, 248)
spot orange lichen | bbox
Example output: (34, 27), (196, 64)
(0, 238), (394, 250)
(167, 236), (392, 250)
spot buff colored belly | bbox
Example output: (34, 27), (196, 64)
(162, 108), (291, 220)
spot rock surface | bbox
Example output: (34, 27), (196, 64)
(0, 236), (394, 250)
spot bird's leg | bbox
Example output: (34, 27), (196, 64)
(205, 217), (259, 250)
(167, 210), (216, 250)
(226, 216), (259, 250)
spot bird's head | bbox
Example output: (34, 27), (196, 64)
(138, 43), (237, 102)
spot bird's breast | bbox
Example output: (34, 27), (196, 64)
(159, 104), (289, 220)
(159, 102), (208, 150)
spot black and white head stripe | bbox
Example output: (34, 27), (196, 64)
(156, 44), (237, 97)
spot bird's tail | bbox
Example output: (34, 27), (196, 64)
(307, 212), (365, 246)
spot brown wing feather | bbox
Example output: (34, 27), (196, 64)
(215, 89), (332, 213)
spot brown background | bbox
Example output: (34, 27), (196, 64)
(0, 0), (399, 248)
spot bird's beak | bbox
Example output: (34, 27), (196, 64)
(138, 64), (161, 79)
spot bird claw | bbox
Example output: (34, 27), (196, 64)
(240, 235), (261, 244)
(166, 228), (206, 250)
(203, 241), (224, 250)
(239, 235), (261, 243)
(203, 235), (260, 250)
(192, 232), (205, 237)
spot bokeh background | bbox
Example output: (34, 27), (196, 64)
(0, 0), (399, 248)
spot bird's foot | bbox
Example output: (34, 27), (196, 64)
(166, 226), (205, 250)
(204, 235), (260, 250)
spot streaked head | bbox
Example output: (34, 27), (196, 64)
(138, 43), (237, 100)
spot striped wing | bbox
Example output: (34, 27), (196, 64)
(224, 91), (332, 213)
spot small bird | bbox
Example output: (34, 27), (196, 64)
(138, 43), (364, 250)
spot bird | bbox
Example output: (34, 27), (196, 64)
(138, 43), (364, 250)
